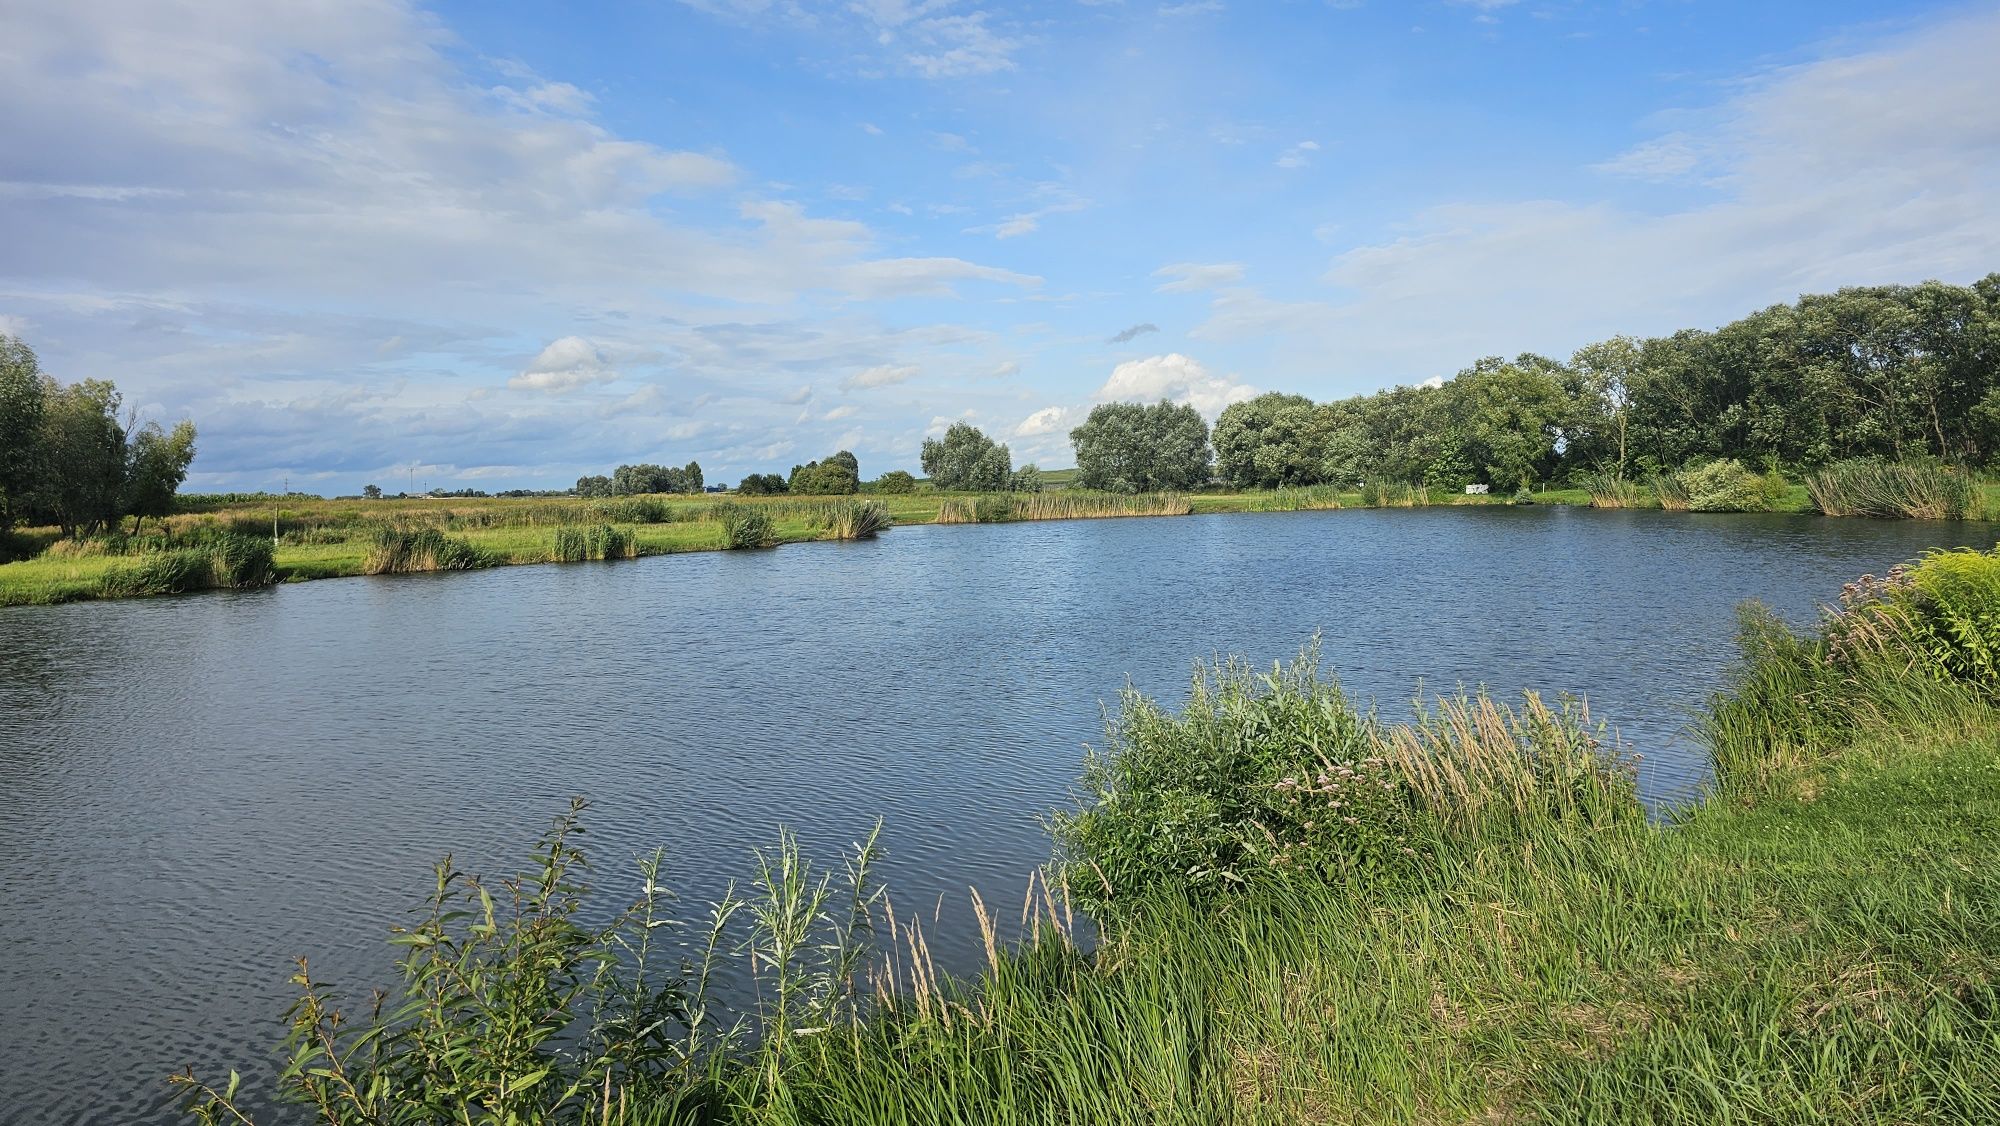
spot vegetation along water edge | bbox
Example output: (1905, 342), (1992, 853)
(176, 543), (2000, 1124)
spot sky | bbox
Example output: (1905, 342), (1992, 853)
(3, 1), (1999, 492)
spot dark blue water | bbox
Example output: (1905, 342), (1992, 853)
(0, 506), (1993, 1124)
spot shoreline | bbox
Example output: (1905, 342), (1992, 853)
(4, 485), (1994, 609)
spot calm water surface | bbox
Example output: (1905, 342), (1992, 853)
(1, 507), (1994, 1124)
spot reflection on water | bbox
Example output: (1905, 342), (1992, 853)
(0, 506), (1992, 1123)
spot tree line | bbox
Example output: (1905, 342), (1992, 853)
(574, 462), (706, 498)
(1212, 274), (2000, 492)
(1, 335), (199, 540)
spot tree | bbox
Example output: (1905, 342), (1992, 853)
(1010, 465), (1045, 493)
(1212, 393), (1317, 489)
(872, 470), (917, 494)
(682, 461), (704, 493)
(1070, 400), (1211, 492)
(33, 378), (128, 538)
(1569, 337), (1642, 475)
(574, 475), (614, 498)
(0, 334), (46, 535)
(124, 419), (197, 533)
(362, 484), (383, 499)
(788, 457), (859, 495)
(920, 423), (1011, 491)
(737, 473), (788, 495)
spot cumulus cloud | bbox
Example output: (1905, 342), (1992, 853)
(843, 363), (919, 390)
(1013, 404), (1073, 437)
(1107, 322), (1159, 344)
(508, 336), (616, 392)
(1153, 262), (1245, 293)
(1096, 353), (1256, 417)
(823, 404), (858, 420)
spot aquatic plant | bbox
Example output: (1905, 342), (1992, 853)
(1578, 471), (1645, 509)
(97, 533), (274, 597)
(1255, 486), (1343, 512)
(363, 527), (492, 574)
(1676, 458), (1768, 512)
(1358, 481), (1427, 508)
(1805, 459), (1974, 520)
(551, 524), (636, 562)
(717, 505), (775, 549)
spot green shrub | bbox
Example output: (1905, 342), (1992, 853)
(1677, 458), (1766, 512)
(871, 470), (918, 494)
(718, 505), (774, 549)
(1052, 646), (1636, 914)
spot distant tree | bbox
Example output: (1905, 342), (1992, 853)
(682, 461), (704, 493)
(872, 470), (917, 494)
(574, 475), (614, 498)
(362, 484), (383, 499)
(1010, 465), (1045, 493)
(827, 450), (859, 479)
(737, 473), (788, 495)
(123, 419), (197, 533)
(0, 335), (46, 535)
(788, 456), (859, 495)
(920, 423), (1011, 491)
(1070, 400), (1211, 492)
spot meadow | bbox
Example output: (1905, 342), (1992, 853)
(5, 470), (1999, 609)
(175, 544), (2000, 1125)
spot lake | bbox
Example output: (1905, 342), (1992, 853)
(1, 506), (1994, 1124)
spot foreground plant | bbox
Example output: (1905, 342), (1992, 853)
(174, 801), (884, 1126)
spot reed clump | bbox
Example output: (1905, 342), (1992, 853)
(99, 532), (275, 597)
(1578, 471), (1645, 508)
(824, 500), (893, 540)
(363, 527), (492, 574)
(1805, 458), (1974, 520)
(1358, 481), (1428, 508)
(717, 505), (775, 549)
(551, 524), (636, 562)
(933, 492), (1189, 524)
(1256, 486), (1344, 512)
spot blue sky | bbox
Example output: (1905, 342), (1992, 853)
(3, 0), (1998, 490)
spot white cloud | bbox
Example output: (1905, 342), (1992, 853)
(1013, 404), (1073, 437)
(782, 385), (813, 404)
(1276, 140), (1320, 169)
(823, 404), (858, 420)
(843, 363), (919, 390)
(1096, 353), (1256, 417)
(989, 360), (1020, 378)
(1153, 262), (1245, 293)
(508, 336), (616, 392)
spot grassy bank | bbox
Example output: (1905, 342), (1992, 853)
(7, 477), (1997, 608)
(178, 546), (2000, 1124)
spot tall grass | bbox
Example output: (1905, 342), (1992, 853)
(1357, 481), (1428, 508)
(1255, 485), (1344, 512)
(551, 524), (636, 562)
(363, 527), (493, 574)
(935, 492), (1190, 524)
(716, 505), (775, 549)
(1578, 471), (1645, 508)
(1805, 459), (1974, 520)
(98, 533), (275, 597)
(1649, 469), (1690, 511)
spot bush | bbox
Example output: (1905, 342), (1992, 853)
(1052, 646), (1637, 914)
(871, 470), (918, 494)
(718, 505), (774, 549)
(1677, 458), (1767, 512)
